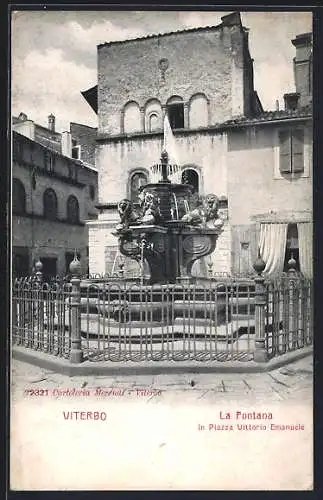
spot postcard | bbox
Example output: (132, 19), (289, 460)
(10, 8), (313, 491)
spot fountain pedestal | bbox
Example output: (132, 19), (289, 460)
(119, 223), (222, 284)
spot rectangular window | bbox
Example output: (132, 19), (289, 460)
(13, 139), (24, 163)
(72, 139), (81, 160)
(167, 104), (184, 130)
(44, 151), (55, 173)
(67, 162), (78, 181)
(279, 129), (304, 174)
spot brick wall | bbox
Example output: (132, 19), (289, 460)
(70, 122), (97, 167)
(98, 19), (253, 135)
(292, 34), (312, 108)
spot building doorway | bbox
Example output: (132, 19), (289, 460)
(41, 257), (57, 281)
(12, 247), (29, 277)
(283, 223), (300, 272)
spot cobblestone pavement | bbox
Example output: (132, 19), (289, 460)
(11, 355), (313, 405)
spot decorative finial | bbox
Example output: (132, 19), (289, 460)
(253, 249), (266, 275)
(288, 253), (297, 274)
(161, 150), (168, 163)
(160, 150), (170, 183)
(69, 250), (81, 276)
(35, 258), (43, 272)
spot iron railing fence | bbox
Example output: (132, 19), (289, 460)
(265, 275), (313, 357)
(12, 272), (313, 364)
(78, 281), (255, 362)
(12, 277), (72, 359)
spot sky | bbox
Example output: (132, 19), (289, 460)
(11, 10), (312, 133)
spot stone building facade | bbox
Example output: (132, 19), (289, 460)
(225, 31), (312, 277)
(226, 108), (312, 276)
(85, 12), (263, 276)
(12, 119), (98, 279)
(83, 12), (312, 278)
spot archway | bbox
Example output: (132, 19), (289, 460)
(181, 169), (199, 193)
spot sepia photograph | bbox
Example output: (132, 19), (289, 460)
(10, 8), (313, 490)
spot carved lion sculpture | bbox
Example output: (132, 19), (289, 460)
(113, 199), (140, 235)
(181, 193), (224, 229)
(138, 191), (161, 225)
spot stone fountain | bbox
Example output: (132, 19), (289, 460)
(80, 154), (254, 338)
(113, 150), (224, 284)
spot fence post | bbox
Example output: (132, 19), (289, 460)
(69, 252), (83, 363)
(253, 254), (268, 362)
(287, 256), (298, 349)
(35, 259), (44, 337)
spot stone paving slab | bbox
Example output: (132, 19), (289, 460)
(10, 353), (313, 405)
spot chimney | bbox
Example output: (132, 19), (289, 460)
(221, 12), (242, 27)
(283, 92), (300, 111)
(12, 119), (35, 140)
(48, 113), (55, 132)
(275, 100), (280, 111)
(61, 131), (72, 157)
(291, 32), (312, 107)
(18, 112), (28, 121)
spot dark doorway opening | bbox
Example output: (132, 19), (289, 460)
(41, 257), (58, 281)
(283, 223), (300, 272)
(167, 104), (184, 130)
(13, 247), (29, 277)
(182, 169), (199, 193)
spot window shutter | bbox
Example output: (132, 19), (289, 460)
(292, 129), (304, 173)
(279, 130), (291, 173)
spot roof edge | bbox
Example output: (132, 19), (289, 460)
(12, 130), (97, 172)
(97, 12), (243, 49)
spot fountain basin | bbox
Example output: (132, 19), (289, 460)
(119, 223), (223, 284)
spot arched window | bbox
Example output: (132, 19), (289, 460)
(144, 98), (162, 132)
(13, 178), (26, 214)
(43, 188), (58, 220)
(130, 172), (148, 204)
(182, 169), (199, 194)
(67, 195), (80, 223)
(166, 96), (184, 130)
(123, 101), (141, 134)
(148, 113), (159, 132)
(189, 93), (209, 128)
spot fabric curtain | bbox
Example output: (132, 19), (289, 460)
(259, 223), (288, 276)
(297, 222), (313, 278)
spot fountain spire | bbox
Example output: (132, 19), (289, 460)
(160, 149), (171, 183)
